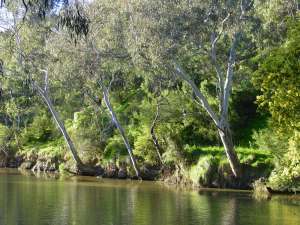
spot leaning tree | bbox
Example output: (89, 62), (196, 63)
(125, 0), (259, 178)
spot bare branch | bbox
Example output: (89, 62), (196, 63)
(0, 148), (8, 157)
(211, 13), (231, 47)
(32, 80), (44, 96)
(210, 13), (231, 113)
(222, 32), (239, 121)
(107, 73), (115, 93)
(173, 62), (220, 126)
(40, 69), (49, 93)
(240, 0), (246, 19)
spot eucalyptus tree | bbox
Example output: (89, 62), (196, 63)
(124, 0), (260, 178)
(89, 12), (141, 178)
(49, 0), (142, 178)
(0, 3), (101, 175)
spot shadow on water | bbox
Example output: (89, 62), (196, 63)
(0, 169), (299, 225)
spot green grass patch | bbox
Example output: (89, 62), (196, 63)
(20, 138), (65, 158)
(184, 145), (272, 167)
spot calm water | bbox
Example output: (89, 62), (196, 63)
(0, 169), (299, 225)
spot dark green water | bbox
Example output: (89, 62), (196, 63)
(0, 169), (299, 225)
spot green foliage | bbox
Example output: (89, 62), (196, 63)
(189, 155), (217, 186)
(0, 0), (299, 190)
(252, 124), (290, 157)
(20, 113), (58, 143)
(252, 179), (270, 200)
(21, 139), (65, 158)
(268, 131), (300, 192)
(0, 124), (14, 154)
(104, 135), (128, 162)
(251, 16), (300, 190)
(71, 108), (105, 152)
(133, 125), (159, 165)
(184, 145), (272, 167)
(253, 16), (300, 132)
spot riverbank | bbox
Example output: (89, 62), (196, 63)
(0, 146), (277, 192)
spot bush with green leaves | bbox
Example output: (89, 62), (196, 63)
(252, 124), (289, 158)
(0, 124), (14, 155)
(268, 131), (300, 192)
(134, 125), (159, 165)
(103, 135), (129, 164)
(189, 155), (218, 187)
(20, 113), (59, 144)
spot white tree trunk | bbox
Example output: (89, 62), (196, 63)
(102, 85), (140, 178)
(36, 86), (84, 169)
(174, 63), (241, 178)
(218, 123), (241, 178)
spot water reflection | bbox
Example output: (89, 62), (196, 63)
(0, 169), (299, 225)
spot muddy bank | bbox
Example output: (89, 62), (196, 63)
(0, 151), (273, 190)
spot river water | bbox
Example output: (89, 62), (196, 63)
(0, 169), (299, 225)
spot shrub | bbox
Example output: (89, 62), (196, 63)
(268, 131), (300, 192)
(253, 179), (270, 200)
(189, 156), (218, 187)
(252, 125), (289, 158)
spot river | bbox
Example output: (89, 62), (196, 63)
(0, 169), (299, 225)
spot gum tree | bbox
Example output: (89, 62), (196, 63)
(125, 0), (258, 178)
(0, 3), (100, 175)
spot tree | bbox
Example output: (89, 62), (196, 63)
(32, 69), (87, 171)
(87, 43), (141, 178)
(49, 0), (142, 177)
(253, 16), (300, 133)
(124, 0), (259, 178)
(0, 7), (101, 174)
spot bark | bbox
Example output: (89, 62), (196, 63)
(174, 63), (242, 178)
(218, 124), (241, 178)
(101, 85), (141, 178)
(36, 87), (101, 175)
(222, 33), (239, 119)
(174, 63), (220, 126)
(35, 85), (85, 170)
(150, 100), (163, 165)
(11, 9), (99, 175)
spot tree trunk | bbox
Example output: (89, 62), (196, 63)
(174, 63), (242, 178)
(36, 88), (85, 170)
(102, 86), (141, 178)
(150, 101), (163, 165)
(218, 124), (241, 178)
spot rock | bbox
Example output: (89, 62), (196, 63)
(140, 165), (160, 180)
(95, 166), (104, 176)
(77, 165), (104, 176)
(31, 157), (59, 172)
(47, 163), (57, 172)
(19, 161), (35, 170)
(7, 159), (19, 168)
(0, 161), (6, 167)
(0, 152), (7, 167)
(103, 164), (118, 178)
(118, 167), (127, 179)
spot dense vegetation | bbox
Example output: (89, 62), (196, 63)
(0, 0), (299, 191)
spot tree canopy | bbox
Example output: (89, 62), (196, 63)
(0, 0), (299, 191)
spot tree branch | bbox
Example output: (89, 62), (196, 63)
(40, 69), (49, 94)
(173, 62), (220, 127)
(222, 32), (239, 121)
(210, 13), (231, 113)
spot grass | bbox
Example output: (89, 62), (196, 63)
(184, 145), (274, 187)
(20, 138), (65, 158)
(184, 145), (273, 167)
